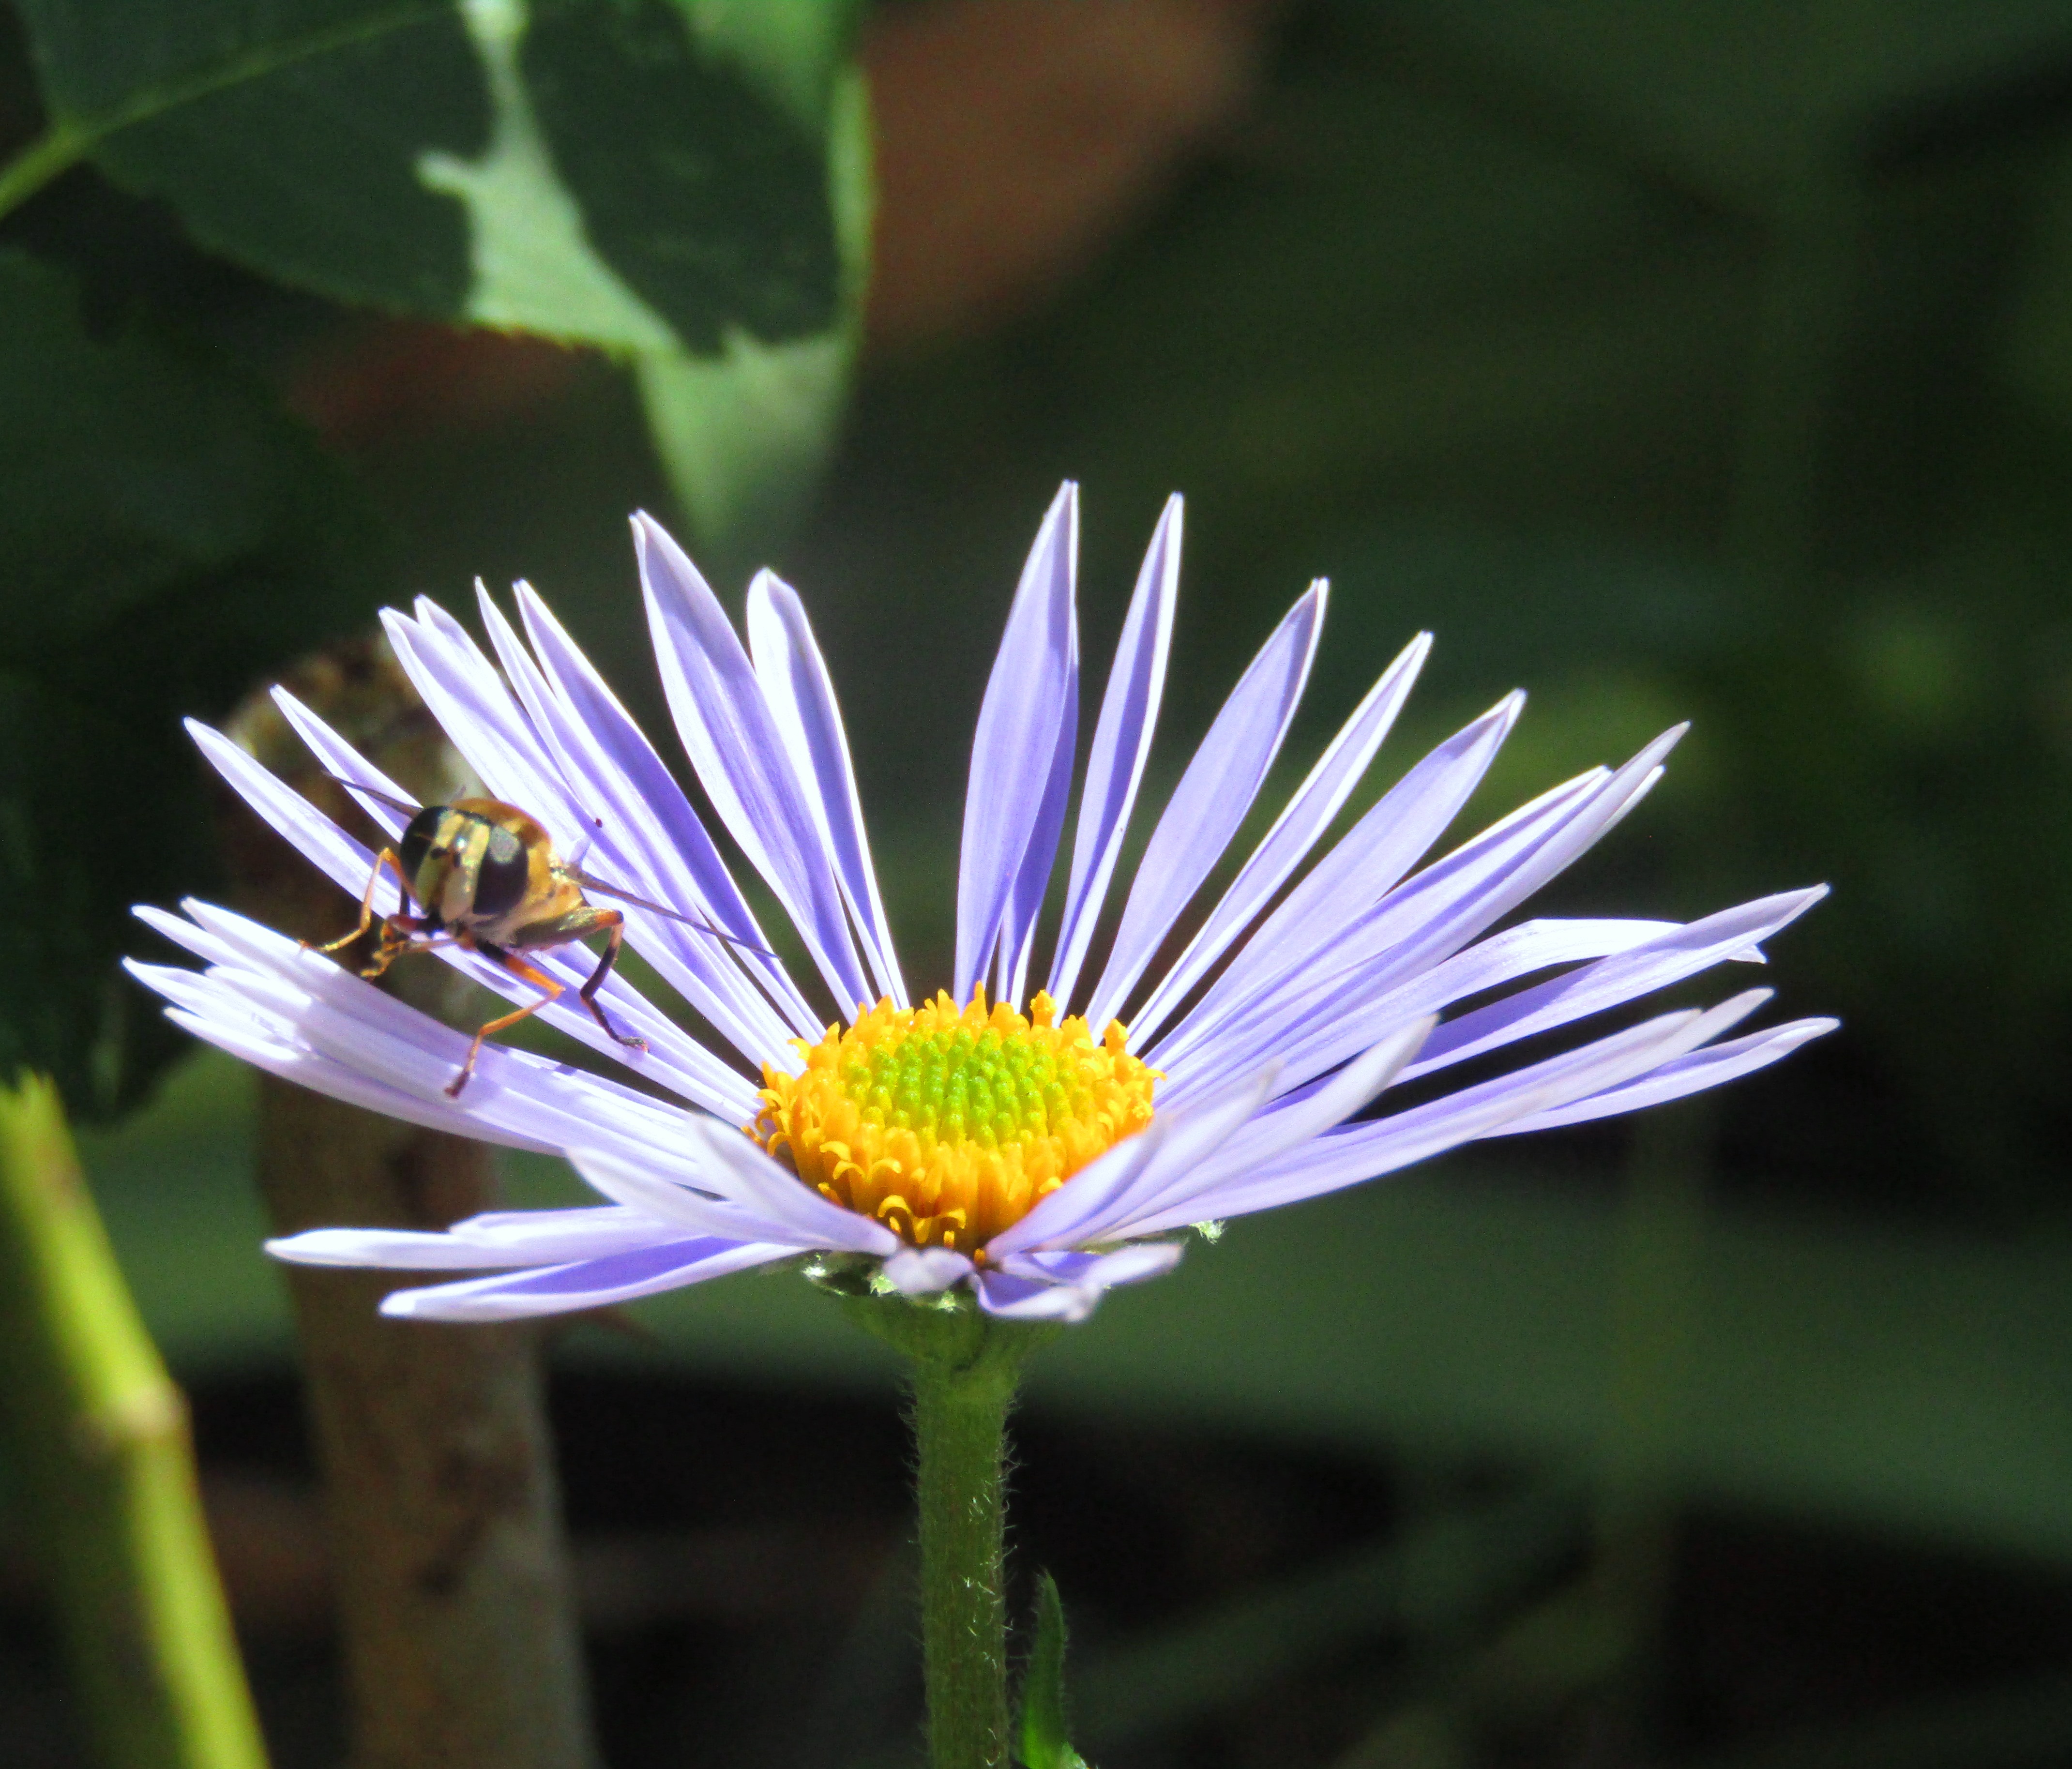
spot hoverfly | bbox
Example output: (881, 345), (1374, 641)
(311, 784), (765, 1097)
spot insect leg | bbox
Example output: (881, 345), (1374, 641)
(576, 912), (650, 1054)
(448, 949), (565, 1098)
(360, 913), (439, 980)
(308, 847), (413, 959)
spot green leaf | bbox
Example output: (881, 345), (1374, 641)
(18, 0), (488, 316)
(0, 249), (390, 1117)
(519, 0), (837, 350)
(14, 0), (843, 345)
(635, 61), (871, 560)
(11, 0), (873, 555)
(1017, 1572), (1089, 1769)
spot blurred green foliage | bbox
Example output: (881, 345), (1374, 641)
(0, 0), (2066, 1420)
(4, 0), (2072, 1758)
(788, 1), (2072, 1216)
(0, 247), (388, 1112)
(0, 0), (868, 1111)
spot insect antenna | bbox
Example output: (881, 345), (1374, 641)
(575, 871), (778, 959)
(327, 776), (422, 818)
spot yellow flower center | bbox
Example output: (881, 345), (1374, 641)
(753, 990), (1158, 1255)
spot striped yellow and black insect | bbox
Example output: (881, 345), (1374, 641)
(312, 785), (763, 1097)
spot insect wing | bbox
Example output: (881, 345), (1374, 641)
(573, 870), (776, 958)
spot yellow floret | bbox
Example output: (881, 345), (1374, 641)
(752, 990), (1158, 1255)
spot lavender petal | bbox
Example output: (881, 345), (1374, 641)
(572, 1125), (900, 1257)
(1085, 581), (1326, 1034)
(148, 992), (560, 1155)
(266, 1206), (674, 1271)
(997, 653), (1076, 1008)
(471, 587), (817, 1052)
(1107, 1013), (1435, 1237)
(1395, 888), (1827, 1081)
(512, 580), (821, 1038)
(1212, 892), (1780, 1117)
(746, 570), (908, 1007)
(381, 600), (572, 814)
(1155, 768), (1617, 1106)
(1045, 495), (1181, 1010)
(1128, 630), (1431, 1048)
(1488, 1017), (1839, 1134)
(983, 1063), (1281, 1258)
(883, 1247), (975, 1295)
(1164, 727), (1682, 1107)
(378, 1237), (795, 1322)
(1151, 692), (1523, 1071)
(994, 1241), (1184, 1290)
(560, 1149), (828, 1249)
(132, 901), (761, 1165)
(635, 512), (873, 1014)
(1140, 995), (1768, 1235)
(955, 483), (1079, 1004)
(973, 1268), (1103, 1322)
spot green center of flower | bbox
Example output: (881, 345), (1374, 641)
(845, 1022), (1082, 1145)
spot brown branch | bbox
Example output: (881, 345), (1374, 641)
(216, 639), (597, 1769)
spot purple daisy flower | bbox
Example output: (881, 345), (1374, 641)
(128, 486), (1833, 1325)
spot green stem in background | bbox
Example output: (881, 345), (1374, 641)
(0, 1072), (269, 1769)
(0, 125), (85, 222)
(840, 1291), (1057, 1769)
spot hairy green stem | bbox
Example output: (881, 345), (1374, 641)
(0, 1072), (269, 1769)
(839, 1293), (1056, 1769)
(912, 1349), (1016, 1769)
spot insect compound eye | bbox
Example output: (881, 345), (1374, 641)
(398, 808), (444, 899)
(469, 822), (532, 919)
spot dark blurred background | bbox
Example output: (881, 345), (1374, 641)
(6, 1), (2072, 1764)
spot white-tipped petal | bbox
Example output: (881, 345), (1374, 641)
(883, 1247), (975, 1296)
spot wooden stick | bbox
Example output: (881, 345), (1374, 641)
(218, 638), (597, 1769)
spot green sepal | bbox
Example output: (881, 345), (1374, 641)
(829, 1282), (1060, 1386)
